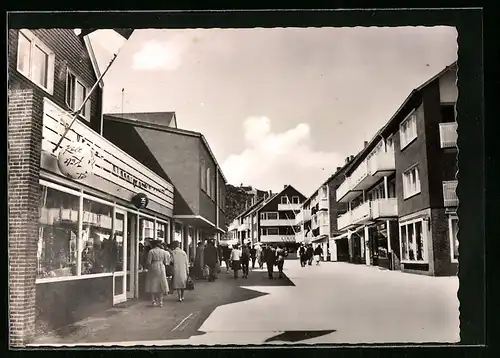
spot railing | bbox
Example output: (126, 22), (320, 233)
(350, 201), (371, 225)
(260, 235), (296, 243)
(318, 198), (328, 210)
(368, 150), (396, 175)
(439, 122), (458, 148)
(278, 203), (301, 211)
(260, 219), (292, 227)
(371, 198), (398, 218)
(336, 177), (352, 201)
(238, 223), (250, 231)
(295, 209), (311, 225)
(319, 224), (329, 237)
(337, 212), (352, 230)
(443, 180), (458, 207)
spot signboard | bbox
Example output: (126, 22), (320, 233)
(260, 235), (296, 243)
(41, 98), (174, 211)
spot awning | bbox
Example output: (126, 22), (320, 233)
(332, 232), (349, 241)
(173, 215), (225, 234)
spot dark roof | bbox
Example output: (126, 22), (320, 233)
(258, 185), (305, 213)
(80, 28), (134, 39)
(105, 112), (177, 129)
(236, 197), (266, 219)
(344, 61), (457, 176)
(103, 114), (227, 183)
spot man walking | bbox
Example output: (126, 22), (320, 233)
(276, 245), (286, 279)
(306, 244), (314, 266)
(203, 240), (219, 282)
(299, 244), (307, 267)
(250, 245), (257, 269)
(264, 245), (276, 279)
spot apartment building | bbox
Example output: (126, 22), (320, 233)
(257, 185), (306, 252)
(334, 62), (458, 276)
(296, 163), (351, 261)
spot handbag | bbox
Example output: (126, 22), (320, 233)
(186, 276), (195, 290)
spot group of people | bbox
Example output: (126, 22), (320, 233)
(298, 243), (324, 267)
(217, 243), (288, 280)
(141, 239), (190, 306)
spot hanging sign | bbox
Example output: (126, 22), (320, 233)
(57, 142), (95, 180)
(132, 193), (149, 209)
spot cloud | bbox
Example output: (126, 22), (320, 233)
(222, 117), (345, 196)
(132, 35), (189, 71)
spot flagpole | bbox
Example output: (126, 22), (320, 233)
(52, 53), (118, 153)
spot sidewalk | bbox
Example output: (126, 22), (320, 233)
(30, 264), (294, 346)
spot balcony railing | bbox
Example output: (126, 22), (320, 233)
(368, 151), (396, 175)
(318, 198), (328, 210)
(443, 180), (458, 207)
(295, 209), (311, 225)
(238, 223), (250, 231)
(439, 122), (458, 148)
(318, 224), (329, 237)
(260, 235), (296, 243)
(260, 219), (293, 227)
(336, 177), (352, 202)
(278, 203), (301, 211)
(337, 198), (398, 230)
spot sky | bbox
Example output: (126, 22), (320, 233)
(88, 26), (457, 197)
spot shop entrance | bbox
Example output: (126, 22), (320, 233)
(113, 209), (128, 305)
(126, 212), (138, 299)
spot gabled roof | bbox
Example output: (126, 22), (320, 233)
(106, 112), (177, 129)
(80, 28), (134, 40)
(104, 114), (227, 183)
(258, 185), (304, 213)
(344, 61), (457, 176)
(236, 197), (266, 220)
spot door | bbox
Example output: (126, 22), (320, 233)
(113, 209), (128, 305)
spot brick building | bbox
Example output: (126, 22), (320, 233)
(7, 28), (183, 346)
(333, 62), (458, 276)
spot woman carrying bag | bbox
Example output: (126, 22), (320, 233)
(171, 240), (190, 302)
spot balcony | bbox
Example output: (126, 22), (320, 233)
(337, 198), (398, 230)
(260, 219), (293, 227)
(278, 203), (301, 211)
(318, 224), (329, 237)
(295, 209), (311, 225)
(260, 235), (296, 243)
(337, 149), (396, 203)
(443, 180), (458, 207)
(238, 223), (250, 231)
(439, 122), (457, 148)
(318, 198), (328, 211)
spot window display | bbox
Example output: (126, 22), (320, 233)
(37, 186), (80, 279)
(81, 199), (114, 275)
(157, 222), (166, 242)
(400, 219), (426, 262)
(450, 217), (459, 261)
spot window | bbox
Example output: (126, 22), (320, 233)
(81, 199), (115, 275)
(449, 217), (459, 262)
(262, 228), (279, 236)
(281, 196), (289, 204)
(400, 111), (418, 149)
(386, 135), (394, 153)
(261, 212), (278, 220)
(399, 219), (427, 262)
(206, 167), (211, 196)
(66, 70), (91, 121)
(157, 222), (166, 242)
(211, 173), (216, 200)
(403, 166), (421, 198)
(292, 196), (300, 204)
(37, 186), (80, 279)
(200, 160), (206, 192)
(16, 29), (55, 93)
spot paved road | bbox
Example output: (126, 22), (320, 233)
(31, 260), (459, 346)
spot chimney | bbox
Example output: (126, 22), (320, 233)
(345, 157), (350, 164)
(364, 141), (368, 148)
(284, 185), (287, 189)
(350, 155), (354, 161)
(336, 166), (342, 172)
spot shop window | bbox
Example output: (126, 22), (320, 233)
(449, 217), (459, 262)
(37, 186), (80, 279)
(81, 199), (114, 275)
(157, 222), (166, 242)
(400, 219), (427, 262)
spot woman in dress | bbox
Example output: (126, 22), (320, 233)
(171, 240), (190, 302)
(146, 240), (170, 307)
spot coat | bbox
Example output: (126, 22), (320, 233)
(172, 248), (189, 289)
(204, 245), (219, 267)
(145, 247), (170, 293)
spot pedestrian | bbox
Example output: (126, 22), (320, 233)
(258, 245), (265, 269)
(314, 245), (323, 265)
(203, 239), (219, 282)
(299, 244), (307, 267)
(194, 241), (205, 280)
(230, 244), (242, 279)
(306, 244), (314, 266)
(223, 245), (231, 273)
(171, 240), (190, 302)
(276, 244), (286, 279)
(145, 240), (170, 307)
(250, 245), (257, 269)
(264, 245), (276, 279)
(241, 243), (250, 279)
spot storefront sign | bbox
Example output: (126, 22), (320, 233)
(57, 142), (95, 180)
(41, 98), (174, 211)
(132, 193), (149, 209)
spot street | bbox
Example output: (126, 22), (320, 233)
(30, 260), (459, 346)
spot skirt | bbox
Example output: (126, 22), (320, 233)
(232, 260), (241, 271)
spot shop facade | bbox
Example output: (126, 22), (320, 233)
(35, 98), (175, 334)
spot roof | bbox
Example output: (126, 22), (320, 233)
(105, 112), (177, 129)
(103, 114), (228, 183)
(236, 197), (266, 220)
(258, 185), (304, 213)
(344, 61), (457, 176)
(80, 28), (134, 39)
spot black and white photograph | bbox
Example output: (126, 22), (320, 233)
(6, 9), (485, 350)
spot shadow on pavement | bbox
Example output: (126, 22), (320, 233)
(33, 268), (294, 345)
(264, 330), (337, 343)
